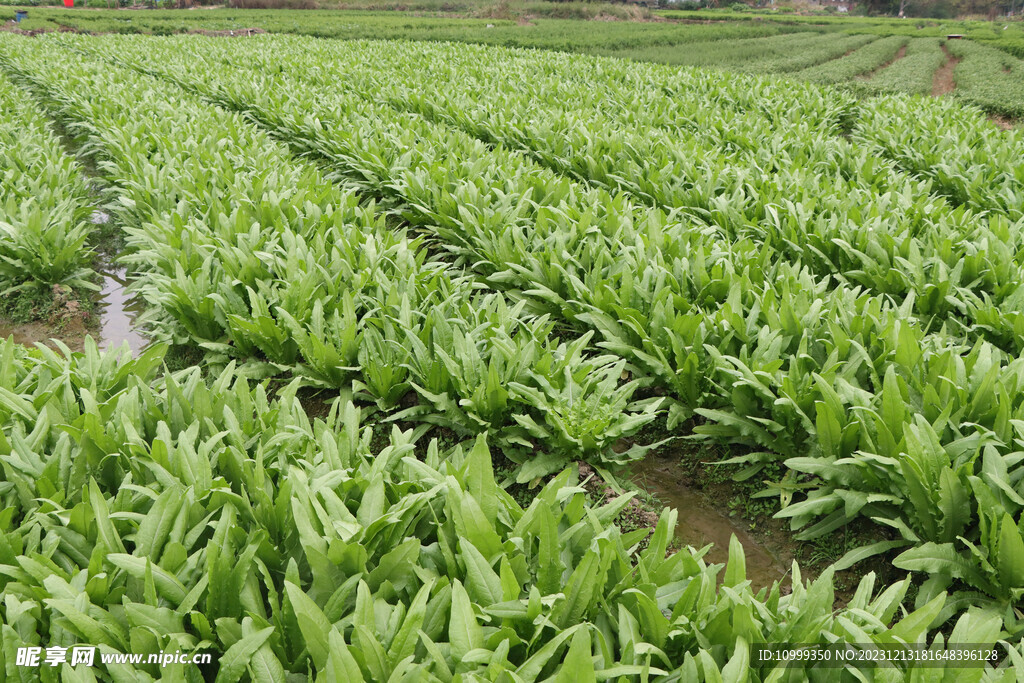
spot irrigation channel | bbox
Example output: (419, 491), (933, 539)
(630, 456), (790, 588)
(0, 267), (148, 356)
(95, 267), (148, 355)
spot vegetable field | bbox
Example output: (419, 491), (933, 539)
(7, 8), (1024, 119)
(2, 29), (1024, 680)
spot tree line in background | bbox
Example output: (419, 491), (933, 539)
(860, 0), (1022, 18)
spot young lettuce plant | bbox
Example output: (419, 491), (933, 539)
(510, 353), (664, 481)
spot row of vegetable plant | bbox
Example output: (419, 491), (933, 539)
(944, 40), (1024, 119)
(853, 91), (1024, 221)
(602, 31), (855, 71)
(0, 23), (1022, 683)
(4, 339), (1014, 680)
(269, 37), (1024, 352)
(0, 34), (656, 480)
(856, 38), (946, 96)
(0, 71), (96, 305)
(99, 35), (1024, 360)
(733, 34), (878, 75)
(79, 33), (1024, 627)
(0, 33), (907, 681)
(794, 35), (909, 85)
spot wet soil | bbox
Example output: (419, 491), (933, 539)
(0, 318), (87, 353)
(931, 44), (960, 97)
(0, 282), (91, 352)
(607, 418), (907, 605)
(1, 269), (148, 356)
(630, 454), (790, 590)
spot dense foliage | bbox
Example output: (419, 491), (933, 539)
(946, 39), (1024, 118)
(854, 37), (947, 95)
(4, 340), (1018, 680)
(0, 73), (95, 297)
(70, 28), (1024, 630)
(0, 36), (665, 483)
(795, 35), (909, 84)
(1, 26), (1023, 680)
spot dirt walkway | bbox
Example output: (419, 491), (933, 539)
(989, 114), (1016, 131)
(931, 44), (960, 97)
(857, 44), (906, 81)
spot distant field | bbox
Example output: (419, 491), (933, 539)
(664, 10), (1024, 58)
(7, 6), (811, 49)
(5, 7), (1022, 119)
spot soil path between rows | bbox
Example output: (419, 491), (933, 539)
(857, 43), (906, 81)
(932, 44), (960, 97)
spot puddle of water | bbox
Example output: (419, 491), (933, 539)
(0, 268), (148, 356)
(96, 267), (149, 357)
(630, 456), (789, 590)
(87, 210), (148, 355)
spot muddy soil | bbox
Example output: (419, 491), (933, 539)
(0, 318), (87, 353)
(630, 454), (790, 589)
(989, 114), (1017, 131)
(0, 283), (92, 352)
(612, 420), (906, 607)
(931, 44), (960, 96)
(1, 270), (148, 356)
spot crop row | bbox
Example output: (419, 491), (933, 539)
(946, 40), (1024, 120)
(856, 37), (946, 96)
(853, 93), (1024, 222)
(162, 35), (1024, 356)
(0, 35), (657, 481)
(81, 33), (1024, 624)
(602, 32), (874, 76)
(12, 6), (810, 51)
(7, 35), (1014, 680)
(794, 35), (909, 85)
(595, 31), (837, 70)
(342, 38), (1013, 258)
(0, 71), (95, 301)
(352, 40), (1024, 343)
(735, 34), (878, 75)
(4, 340), (1010, 680)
